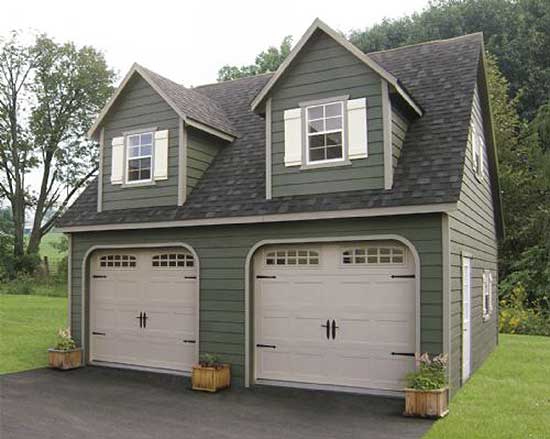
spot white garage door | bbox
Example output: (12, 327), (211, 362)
(90, 248), (198, 373)
(254, 241), (416, 392)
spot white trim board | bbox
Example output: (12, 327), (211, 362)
(243, 234), (422, 388)
(255, 379), (404, 399)
(58, 203), (456, 233)
(251, 18), (423, 117)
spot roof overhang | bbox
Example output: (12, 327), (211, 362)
(57, 202), (456, 233)
(87, 63), (236, 142)
(251, 18), (423, 117)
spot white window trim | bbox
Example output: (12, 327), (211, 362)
(125, 131), (154, 184)
(472, 127), (485, 182)
(482, 269), (493, 321)
(305, 100), (346, 166)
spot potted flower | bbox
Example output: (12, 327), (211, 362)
(192, 353), (230, 392)
(48, 328), (82, 370)
(403, 353), (449, 418)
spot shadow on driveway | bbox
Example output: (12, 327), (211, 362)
(0, 367), (433, 439)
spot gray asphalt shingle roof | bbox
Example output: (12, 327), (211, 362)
(58, 33), (483, 228)
(139, 65), (238, 137)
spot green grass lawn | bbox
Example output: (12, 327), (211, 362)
(425, 334), (550, 439)
(0, 294), (67, 374)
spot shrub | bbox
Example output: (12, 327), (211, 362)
(499, 283), (550, 336)
(54, 328), (76, 351)
(3, 274), (34, 295)
(406, 353), (448, 390)
(199, 353), (223, 368)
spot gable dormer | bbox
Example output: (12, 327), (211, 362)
(88, 65), (236, 212)
(253, 19), (421, 198)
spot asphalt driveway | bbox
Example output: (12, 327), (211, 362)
(0, 367), (433, 439)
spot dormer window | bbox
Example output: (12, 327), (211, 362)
(306, 101), (344, 163)
(127, 132), (153, 183)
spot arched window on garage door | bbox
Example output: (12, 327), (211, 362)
(152, 252), (194, 268)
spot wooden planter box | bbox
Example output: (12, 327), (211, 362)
(404, 388), (449, 418)
(48, 348), (82, 370)
(192, 364), (230, 392)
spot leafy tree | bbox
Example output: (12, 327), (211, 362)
(217, 36), (292, 81)
(486, 54), (550, 305)
(348, 0), (550, 120)
(0, 32), (115, 269)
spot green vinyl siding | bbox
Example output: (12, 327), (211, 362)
(449, 83), (498, 391)
(392, 107), (408, 169)
(270, 30), (385, 197)
(70, 214), (443, 386)
(101, 74), (179, 210)
(187, 128), (225, 194)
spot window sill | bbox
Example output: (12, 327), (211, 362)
(300, 159), (352, 170)
(121, 180), (156, 188)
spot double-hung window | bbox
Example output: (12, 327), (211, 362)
(126, 132), (153, 183)
(306, 101), (344, 163)
(482, 269), (493, 320)
(472, 127), (484, 180)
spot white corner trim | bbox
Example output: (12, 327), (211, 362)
(57, 203), (457, 233)
(97, 128), (104, 212)
(66, 233), (72, 332)
(251, 18), (422, 117)
(442, 213), (451, 385)
(382, 80), (393, 190)
(79, 242), (200, 364)
(178, 118), (187, 206)
(243, 234), (422, 388)
(265, 98), (272, 200)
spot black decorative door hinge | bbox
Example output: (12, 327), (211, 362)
(391, 352), (415, 357)
(256, 275), (277, 279)
(391, 274), (415, 279)
(92, 275), (107, 279)
(256, 344), (277, 349)
(92, 331), (106, 336)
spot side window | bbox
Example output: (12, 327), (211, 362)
(472, 127), (484, 180)
(342, 246), (405, 265)
(265, 249), (320, 266)
(482, 270), (493, 320)
(99, 255), (137, 269)
(152, 253), (194, 268)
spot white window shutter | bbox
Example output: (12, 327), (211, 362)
(154, 130), (169, 180)
(110, 136), (124, 185)
(284, 108), (302, 166)
(347, 98), (368, 159)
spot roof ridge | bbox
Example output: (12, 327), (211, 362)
(367, 32), (483, 56)
(195, 71), (274, 89)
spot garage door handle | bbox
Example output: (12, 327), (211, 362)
(391, 352), (415, 357)
(331, 320), (339, 340)
(321, 320), (330, 339)
(256, 344), (276, 349)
